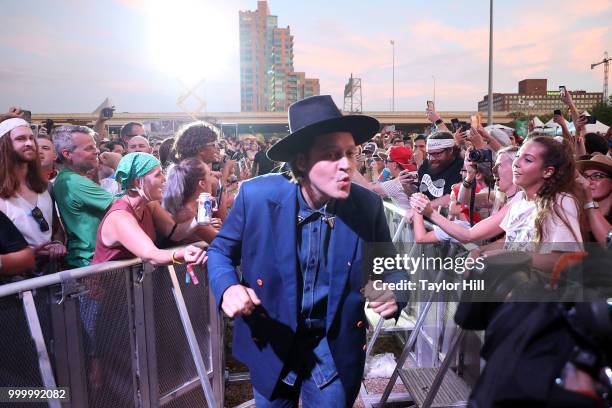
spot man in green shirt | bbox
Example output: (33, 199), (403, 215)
(52, 125), (114, 268)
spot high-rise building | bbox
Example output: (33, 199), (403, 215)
(239, 1), (319, 112)
(478, 79), (603, 112)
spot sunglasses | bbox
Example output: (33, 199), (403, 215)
(31, 206), (49, 232)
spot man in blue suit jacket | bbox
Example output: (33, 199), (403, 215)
(208, 95), (407, 407)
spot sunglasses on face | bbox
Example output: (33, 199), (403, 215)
(31, 206), (49, 232)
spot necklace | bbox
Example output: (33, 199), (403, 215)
(506, 190), (518, 200)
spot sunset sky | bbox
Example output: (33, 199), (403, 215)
(1, 0), (610, 113)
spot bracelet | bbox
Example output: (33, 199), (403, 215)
(583, 201), (599, 210)
(171, 250), (183, 265)
(434, 118), (444, 126)
(462, 179), (473, 188)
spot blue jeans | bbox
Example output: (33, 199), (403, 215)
(252, 372), (355, 408)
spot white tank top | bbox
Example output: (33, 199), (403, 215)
(0, 192), (53, 247)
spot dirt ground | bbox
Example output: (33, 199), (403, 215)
(223, 328), (409, 408)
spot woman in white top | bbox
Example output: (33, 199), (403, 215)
(411, 136), (583, 258)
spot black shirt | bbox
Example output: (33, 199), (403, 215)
(0, 212), (28, 254)
(417, 154), (463, 200)
(253, 150), (275, 176)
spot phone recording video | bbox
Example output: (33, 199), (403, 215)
(427, 101), (434, 110)
(559, 86), (566, 98)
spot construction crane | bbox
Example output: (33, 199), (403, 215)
(591, 51), (610, 105)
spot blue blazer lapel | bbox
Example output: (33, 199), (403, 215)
(326, 200), (359, 331)
(268, 182), (299, 329)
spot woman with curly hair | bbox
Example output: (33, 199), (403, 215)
(411, 136), (584, 253)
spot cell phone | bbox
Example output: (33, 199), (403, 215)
(554, 109), (562, 116)
(559, 86), (566, 98)
(384, 125), (395, 132)
(451, 118), (460, 131)
(427, 101), (434, 110)
(460, 122), (471, 131)
(44, 119), (54, 132)
(581, 115), (597, 124)
(102, 107), (114, 119)
(21, 110), (32, 122)
(211, 161), (221, 172)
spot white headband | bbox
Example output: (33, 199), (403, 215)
(426, 138), (455, 151)
(0, 118), (29, 138)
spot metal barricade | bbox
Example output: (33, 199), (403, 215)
(365, 202), (480, 408)
(0, 247), (223, 408)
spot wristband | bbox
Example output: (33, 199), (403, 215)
(462, 179), (473, 188)
(583, 201), (599, 210)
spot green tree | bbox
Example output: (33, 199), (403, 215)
(590, 102), (612, 126)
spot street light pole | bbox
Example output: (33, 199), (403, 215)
(487, 0), (494, 125)
(391, 39), (395, 112)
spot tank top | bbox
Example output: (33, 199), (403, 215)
(0, 192), (53, 247)
(92, 199), (156, 264)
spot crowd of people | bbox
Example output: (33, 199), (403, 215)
(0, 88), (611, 406)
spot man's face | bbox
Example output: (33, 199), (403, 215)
(37, 137), (57, 169)
(427, 147), (454, 174)
(127, 136), (151, 153)
(123, 124), (146, 143)
(66, 132), (99, 173)
(198, 142), (220, 164)
(298, 132), (356, 202)
(111, 144), (124, 155)
(385, 159), (401, 178)
(415, 139), (426, 153)
(10, 126), (37, 163)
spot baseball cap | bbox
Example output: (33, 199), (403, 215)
(388, 146), (416, 170)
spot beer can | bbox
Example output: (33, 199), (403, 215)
(197, 192), (213, 225)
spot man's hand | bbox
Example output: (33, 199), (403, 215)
(561, 89), (574, 107)
(553, 113), (566, 127)
(410, 193), (433, 217)
(364, 281), (398, 318)
(398, 169), (417, 186)
(34, 242), (67, 259)
(426, 107), (441, 124)
(466, 128), (486, 149)
(221, 284), (262, 318)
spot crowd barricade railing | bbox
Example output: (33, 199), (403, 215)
(0, 242), (223, 408)
(367, 201), (480, 408)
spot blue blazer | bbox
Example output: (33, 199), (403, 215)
(207, 174), (404, 399)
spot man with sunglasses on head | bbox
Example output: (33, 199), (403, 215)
(0, 117), (66, 275)
(417, 131), (463, 209)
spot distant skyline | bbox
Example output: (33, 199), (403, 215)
(1, 0), (610, 113)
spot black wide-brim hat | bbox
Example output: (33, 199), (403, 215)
(267, 95), (380, 162)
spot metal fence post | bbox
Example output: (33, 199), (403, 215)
(167, 265), (218, 408)
(21, 290), (61, 408)
(206, 265), (225, 407)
